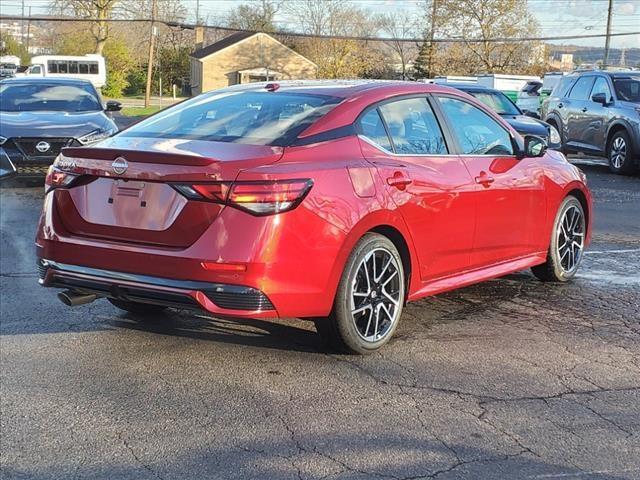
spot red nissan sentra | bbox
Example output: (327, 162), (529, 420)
(36, 81), (592, 353)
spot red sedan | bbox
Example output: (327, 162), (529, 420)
(36, 81), (592, 354)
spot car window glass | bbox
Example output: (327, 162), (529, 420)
(0, 83), (102, 112)
(120, 91), (341, 146)
(438, 97), (514, 156)
(378, 97), (447, 155)
(613, 77), (640, 102)
(568, 77), (595, 100)
(358, 108), (393, 151)
(590, 77), (612, 101)
(552, 76), (575, 97)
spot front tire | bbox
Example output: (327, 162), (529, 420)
(532, 196), (586, 282)
(315, 233), (405, 354)
(608, 130), (636, 175)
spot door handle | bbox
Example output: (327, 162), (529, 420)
(475, 171), (495, 187)
(387, 171), (412, 190)
(581, 107), (588, 112)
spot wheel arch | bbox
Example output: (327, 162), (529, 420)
(606, 121), (633, 152)
(368, 224), (412, 300)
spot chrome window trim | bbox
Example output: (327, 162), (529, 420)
(357, 134), (454, 158)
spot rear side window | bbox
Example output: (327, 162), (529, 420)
(358, 108), (393, 151)
(120, 91), (342, 146)
(613, 77), (640, 102)
(378, 97), (447, 155)
(438, 97), (514, 156)
(568, 77), (595, 100)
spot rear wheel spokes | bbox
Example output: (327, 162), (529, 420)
(351, 248), (401, 343)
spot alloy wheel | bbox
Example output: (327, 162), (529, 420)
(557, 204), (585, 274)
(350, 247), (402, 343)
(610, 137), (626, 169)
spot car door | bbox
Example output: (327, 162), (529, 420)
(565, 75), (596, 150)
(357, 96), (477, 281)
(434, 95), (546, 269)
(580, 75), (613, 153)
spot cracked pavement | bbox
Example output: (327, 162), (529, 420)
(1, 161), (639, 479)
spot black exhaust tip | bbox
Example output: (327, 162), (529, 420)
(57, 290), (98, 307)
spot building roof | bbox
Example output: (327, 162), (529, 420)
(191, 31), (255, 60)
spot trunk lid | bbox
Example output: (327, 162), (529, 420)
(54, 137), (283, 248)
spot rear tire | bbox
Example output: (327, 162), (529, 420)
(532, 196), (586, 282)
(607, 130), (636, 175)
(315, 233), (405, 354)
(108, 298), (168, 315)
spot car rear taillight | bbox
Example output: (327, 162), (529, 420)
(44, 166), (79, 192)
(172, 179), (313, 216)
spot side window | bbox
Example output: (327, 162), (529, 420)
(46, 61), (56, 73)
(568, 76), (595, 100)
(89, 62), (99, 74)
(30, 65), (42, 74)
(438, 97), (514, 156)
(358, 108), (393, 151)
(590, 77), (612, 101)
(378, 97), (447, 155)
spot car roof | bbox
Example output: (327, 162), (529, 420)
(213, 79), (465, 99)
(0, 77), (94, 86)
(575, 70), (640, 78)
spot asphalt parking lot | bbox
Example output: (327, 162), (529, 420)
(1, 160), (639, 480)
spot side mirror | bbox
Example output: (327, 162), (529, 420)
(523, 110), (541, 120)
(105, 100), (122, 112)
(522, 135), (548, 158)
(0, 153), (17, 181)
(591, 92), (607, 105)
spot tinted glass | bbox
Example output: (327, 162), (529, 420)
(120, 91), (341, 146)
(439, 97), (514, 156)
(378, 97), (447, 154)
(0, 82), (102, 112)
(552, 76), (575, 97)
(359, 108), (392, 151)
(590, 77), (612, 100)
(613, 77), (640, 102)
(89, 62), (99, 74)
(468, 91), (520, 115)
(568, 76), (595, 100)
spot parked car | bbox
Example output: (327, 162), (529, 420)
(443, 83), (562, 149)
(0, 77), (120, 177)
(0, 63), (18, 79)
(542, 70), (640, 174)
(37, 81), (591, 354)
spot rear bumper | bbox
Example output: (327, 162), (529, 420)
(38, 259), (278, 318)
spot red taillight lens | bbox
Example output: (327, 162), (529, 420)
(45, 166), (79, 192)
(172, 179), (313, 216)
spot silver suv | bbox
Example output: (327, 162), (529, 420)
(541, 71), (640, 174)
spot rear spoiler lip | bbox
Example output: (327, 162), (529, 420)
(61, 147), (214, 167)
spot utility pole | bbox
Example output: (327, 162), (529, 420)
(603, 0), (614, 68)
(144, 0), (158, 109)
(26, 6), (31, 53)
(427, 0), (438, 78)
(20, 0), (25, 46)
(195, 0), (200, 25)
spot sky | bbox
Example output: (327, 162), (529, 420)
(1, 0), (639, 48)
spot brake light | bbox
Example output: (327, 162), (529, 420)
(172, 179), (313, 216)
(44, 166), (79, 192)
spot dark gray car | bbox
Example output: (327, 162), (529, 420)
(541, 70), (640, 174)
(0, 77), (121, 177)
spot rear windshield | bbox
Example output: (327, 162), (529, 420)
(120, 91), (342, 146)
(613, 77), (640, 102)
(0, 82), (101, 112)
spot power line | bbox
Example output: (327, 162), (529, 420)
(1, 14), (639, 44)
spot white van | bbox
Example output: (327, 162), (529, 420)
(23, 54), (106, 88)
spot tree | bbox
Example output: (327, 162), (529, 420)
(435, 0), (540, 73)
(413, 41), (431, 79)
(378, 12), (419, 80)
(227, 0), (281, 32)
(286, 0), (380, 78)
(49, 0), (120, 55)
(0, 32), (30, 65)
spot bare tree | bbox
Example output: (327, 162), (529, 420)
(227, 0), (282, 32)
(378, 11), (419, 79)
(436, 0), (539, 73)
(285, 0), (381, 78)
(49, 0), (119, 54)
